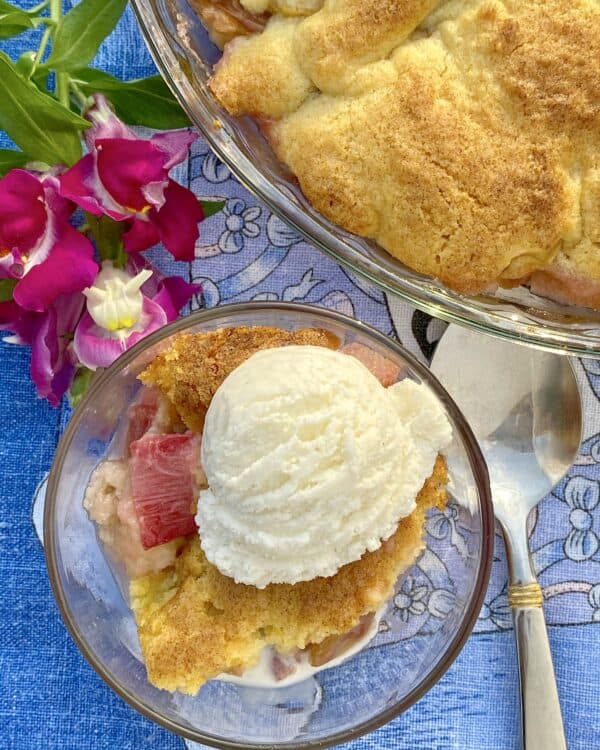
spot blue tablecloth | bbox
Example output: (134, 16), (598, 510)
(1, 5), (599, 749)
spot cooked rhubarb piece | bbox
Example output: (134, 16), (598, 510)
(269, 650), (297, 681)
(190, 0), (267, 48)
(306, 613), (375, 667)
(341, 342), (401, 387)
(130, 433), (201, 549)
(126, 398), (158, 446)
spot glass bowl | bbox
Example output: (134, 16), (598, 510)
(45, 302), (493, 747)
(130, 0), (600, 358)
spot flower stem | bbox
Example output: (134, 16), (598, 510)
(28, 24), (52, 79)
(49, 0), (61, 24)
(70, 80), (89, 110)
(49, 0), (69, 108)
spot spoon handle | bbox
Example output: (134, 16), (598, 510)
(511, 586), (567, 750)
(511, 597), (567, 750)
(504, 522), (567, 750)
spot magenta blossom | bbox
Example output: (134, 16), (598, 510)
(0, 169), (98, 312)
(59, 95), (204, 262)
(1, 293), (85, 406)
(73, 260), (199, 370)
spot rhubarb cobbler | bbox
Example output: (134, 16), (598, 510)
(84, 325), (452, 693)
(194, 0), (600, 308)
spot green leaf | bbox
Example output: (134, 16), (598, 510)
(0, 13), (35, 39)
(31, 65), (49, 90)
(200, 199), (226, 218)
(70, 68), (190, 129)
(69, 366), (95, 407)
(0, 0), (35, 38)
(0, 278), (18, 302)
(46, 0), (127, 72)
(0, 53), (88, 166)
(0, 148), (29, 175)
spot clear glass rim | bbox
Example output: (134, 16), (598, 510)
(45, 301), (493, 748)
(130, 0), (600, 359)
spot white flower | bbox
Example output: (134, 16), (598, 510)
(83, 261), (152, 338)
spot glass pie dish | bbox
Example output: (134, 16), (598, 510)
(45, 301), (493, 747)
(130, 0), (600, 358)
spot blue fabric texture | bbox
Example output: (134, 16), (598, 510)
(1, 4), (599, 749)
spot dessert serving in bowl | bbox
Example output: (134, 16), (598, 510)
(131, 0), (600, 356)
(45, 302), (492, 747)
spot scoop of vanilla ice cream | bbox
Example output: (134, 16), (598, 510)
(196, 345), (452, 588)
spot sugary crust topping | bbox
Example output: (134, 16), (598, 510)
(272, 66), (570, 292)
(139, 326), (339, 432)
(292, 0), (442, 95)
(206, 0), (600, 303)
(210, 17), (315, 117)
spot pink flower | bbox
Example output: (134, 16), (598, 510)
(73, 260), (199, 370)
(0, 169), (98, 312)
(59, 95), (203, 262)
(0, 294), (84, 406)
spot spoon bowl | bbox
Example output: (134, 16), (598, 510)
(432, 329), (581, 523)
(431, 325), (582, 750)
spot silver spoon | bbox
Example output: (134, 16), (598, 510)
(431, 325), (581, 750)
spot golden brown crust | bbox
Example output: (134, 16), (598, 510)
(210, 17), (315, 117)
(139, 326), (340, 432)
(480, 1), (598, 148)
(273, 64), (570, 292)
(205, 0), (600, 304)
(131, 455), (448, 693)
(293, 0), (442, 94)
